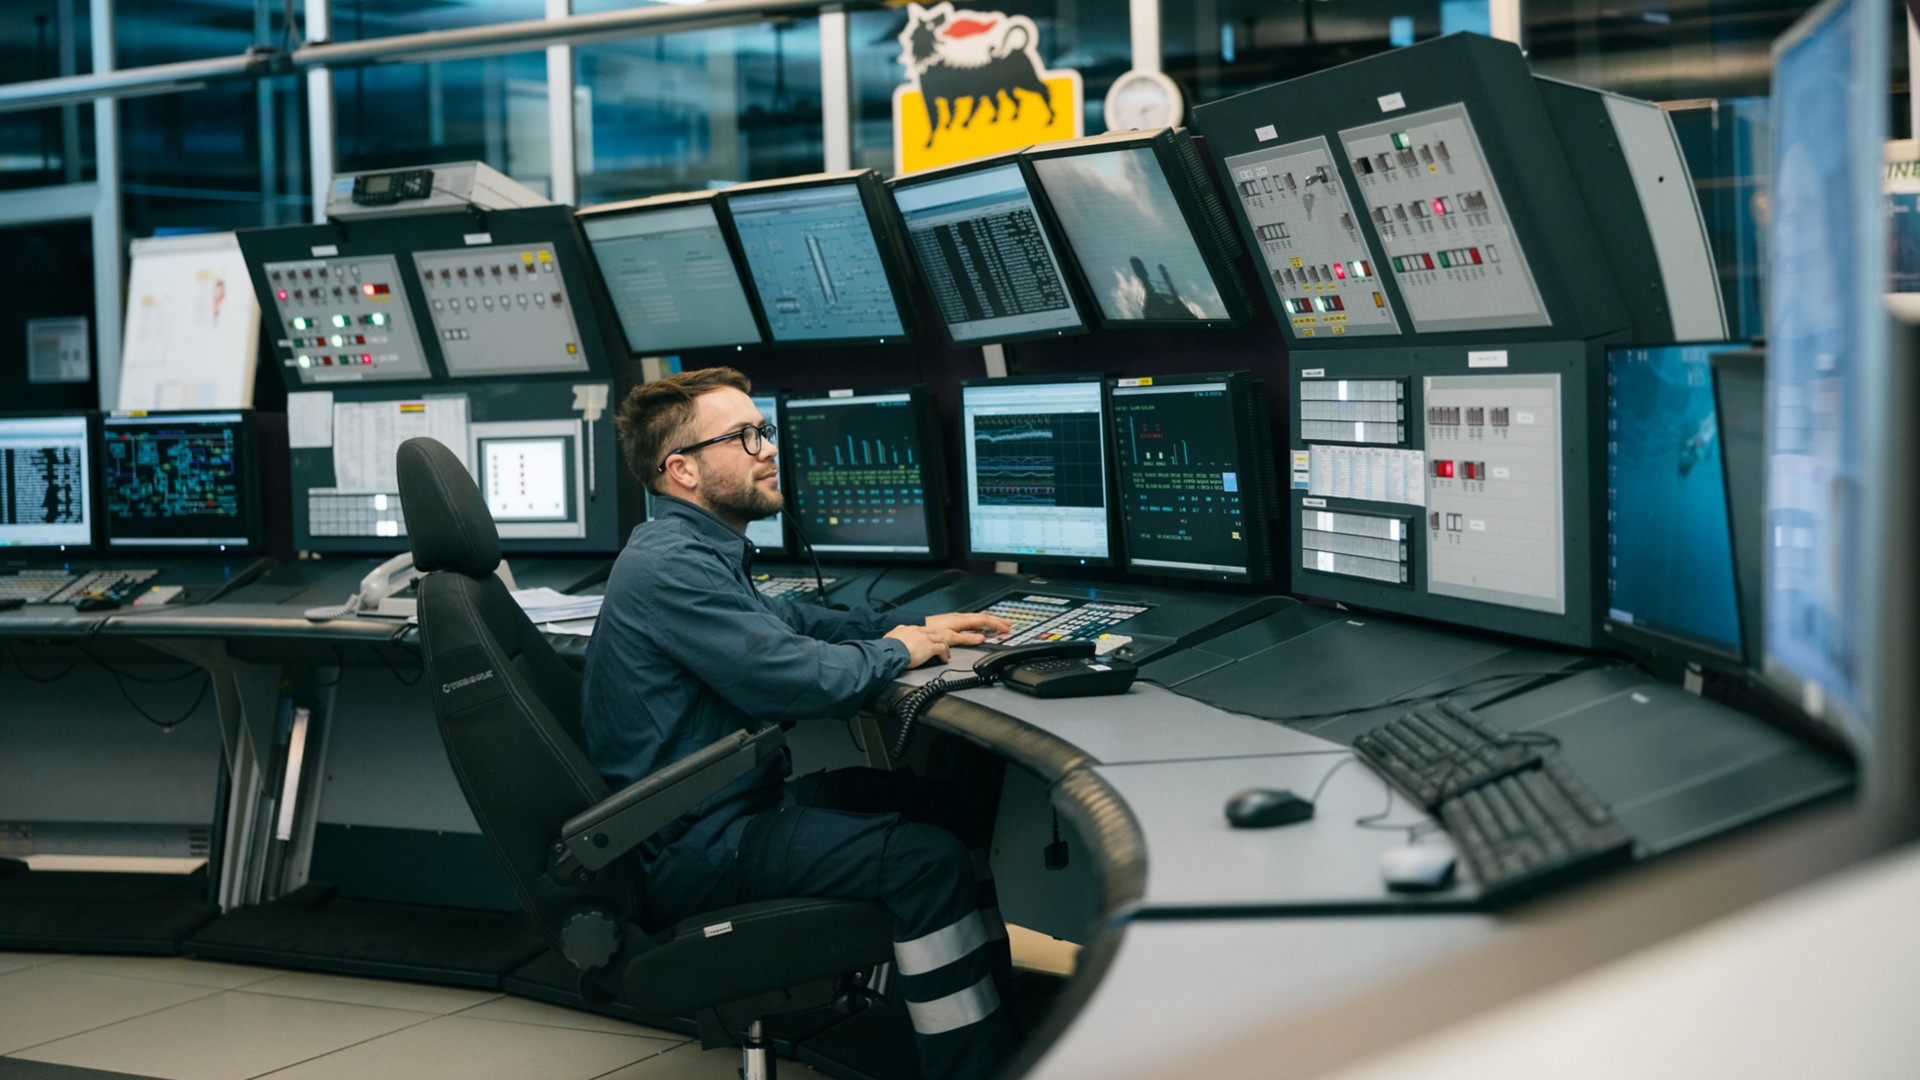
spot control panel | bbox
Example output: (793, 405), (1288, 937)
(1226, 136), (1401, 340)
(1301, 508), (1412, 585)
(981, 593), (1156, 646)
(414, 242), (590, 378)
(265, 254), (433, 383)
(1340, 104), (1550, 335)
(1423, 373), (1565, 614)
(1298, 377), (1407, 445)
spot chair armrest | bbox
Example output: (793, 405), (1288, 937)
(559, 726), (785, 873)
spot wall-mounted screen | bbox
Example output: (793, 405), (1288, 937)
(580, 197), (762, 354)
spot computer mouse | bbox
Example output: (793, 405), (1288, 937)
(72, 594), (121, 612)
(1380, 843), (1458, 892)
(1224, 788), (1315, 829)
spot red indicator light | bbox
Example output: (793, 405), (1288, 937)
(361, 354), (373, 364)
(1469, 248), (1483, 265)
(1434, 460), (1455, 479)
(276, 290), (289, 301)
(361, 282), (390, 297)
(1333, 262), (1347, 280)
(1432, 199), (1446, 215)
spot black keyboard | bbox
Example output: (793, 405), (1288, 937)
(1439, 761), (1635, 903)
(1353, 699), (1541, 811)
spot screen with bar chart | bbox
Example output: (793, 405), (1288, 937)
(778, 389), (946, 558)
(1111, 374), (1273, 581)
(961, 377), (1112, 564)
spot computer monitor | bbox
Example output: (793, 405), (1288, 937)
(1764, 0), (1888, 741)
(778, 387), (947, 560)
(578, 192), (764, 354)
(100, 411), (262, 551)
(642, 392), (787, 555)
(0, 412), (96, 553)
(724, 171), (916, 347)
(960, 376), (1113, 565)
(1110, 373), (1276, 583)
(471, 419), (588, 541)
(888, 156), (1089, 346)
(1603, 344), (1746, 665)
(1023, 129), (1252, 329)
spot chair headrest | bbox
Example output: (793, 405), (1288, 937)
(397, 436), (501, 578)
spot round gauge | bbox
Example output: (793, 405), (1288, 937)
(1103, 69), (1185, 132)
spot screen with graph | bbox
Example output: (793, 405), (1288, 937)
(961, 377), (1112, 563)
(101, 411), (260, 549)
(1111, 376), (1265, 580)
(0, 413), (94, 550)
(727, 178), (910, 345)
(779, 389), (944, 558)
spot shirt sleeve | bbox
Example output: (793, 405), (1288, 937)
(778, 599), (905, 642)
(637, 554), (912, 721)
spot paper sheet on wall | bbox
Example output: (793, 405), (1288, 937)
(331, 396), (470, 494)
(116, 232), (261, 409)
(287, 392), (334, 448)
(1308, 445), (1426, 506)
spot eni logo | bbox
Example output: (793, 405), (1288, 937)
(892, 2), (1082, 176)
(442, 670), (496, 694)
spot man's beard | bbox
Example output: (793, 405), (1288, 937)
(709, 467), (783, 524)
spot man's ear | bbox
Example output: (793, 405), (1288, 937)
(662, 453), (700, 495)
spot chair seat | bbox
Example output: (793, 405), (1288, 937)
(624, 897), (895, 1017)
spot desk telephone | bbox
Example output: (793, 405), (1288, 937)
(886, 640), (1138, 759)
(302, 553), (518, 621)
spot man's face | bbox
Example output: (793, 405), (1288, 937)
(676, 388), (782, 526)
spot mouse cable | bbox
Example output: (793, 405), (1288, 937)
(1307, 754), (1358, 804)
(3, 640), (76, 683)
(785, 516), (832, 607)
(863, 566), (898, 612)
(102, 662), (212, 731)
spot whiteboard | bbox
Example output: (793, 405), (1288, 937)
(116, 232), (261, 410)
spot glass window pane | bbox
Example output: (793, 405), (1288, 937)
(335, 54), (552, 195)
(851, 2), (1130, 177)
(330, 0), (545, 38)
(0, 1), (95, 191)
(1166, 0), (1461, 107)
(576, 22), (822, 205)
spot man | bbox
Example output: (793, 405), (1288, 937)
(581, 367), (1019, 1080)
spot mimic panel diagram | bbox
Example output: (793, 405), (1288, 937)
(414, 243), (589, 378)
(1298, 377), (1407, 444)
(1423, 373), (1564, 614)
(1226, 137), (1401, 339)
(266, 254), (433, 383)
(1340, 105), (1550, 334)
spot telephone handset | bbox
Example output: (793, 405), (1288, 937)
(886, 638), (1138, 760)
(303, 553), (520, 621)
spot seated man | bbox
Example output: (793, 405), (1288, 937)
(581, 367), (1018, 1080)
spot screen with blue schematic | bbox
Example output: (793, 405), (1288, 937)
(780, 391), (938, 557)
(729, 183), (908, 344)
(0, 414), (92, 549)
(962, 378), (1112, 563)
(1765, 0), (1887, 729)
(1605, 344), (1745, 659)
(1111, 378), (1262, 579)
(101, 411), (256, 549)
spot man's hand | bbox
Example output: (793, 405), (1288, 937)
(886, 624), (953, 668)
(922, 611), (1014, 647)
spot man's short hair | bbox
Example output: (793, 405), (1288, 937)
(617, 367), (754, 492)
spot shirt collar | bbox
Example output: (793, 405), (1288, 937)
(652, 494), (755, 569)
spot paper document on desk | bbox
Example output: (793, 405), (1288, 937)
(511, 587), (603, 624)
(541, 617), (599, 637)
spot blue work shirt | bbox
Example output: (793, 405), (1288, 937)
(580, 494), (912, 922)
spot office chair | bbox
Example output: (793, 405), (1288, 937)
(396, 436), (895, 1080)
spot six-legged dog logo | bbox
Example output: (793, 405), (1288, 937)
(892, 2), (1082, 175)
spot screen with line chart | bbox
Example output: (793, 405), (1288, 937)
(1111, 376), (1263, 579)
(728, 178), (910, 345)
(779, 389), (945, 558)
(961, 377), (1112, 564)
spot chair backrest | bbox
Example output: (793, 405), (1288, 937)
(397, 436), (643, 962)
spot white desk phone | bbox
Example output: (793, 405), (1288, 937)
(303, 553), (517, 621)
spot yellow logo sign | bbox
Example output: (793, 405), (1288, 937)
(892, 3), (1083, 175)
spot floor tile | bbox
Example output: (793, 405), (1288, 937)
(241, 971), (501, 1014)
(457, 996), (688, 1041)
(590, 1042), (829, 1080)
(0, 953), (70, 978)
(10, 990), (432, 1080)
(0, 968), (217, 1056)
(253, 1014), (678, 1080)
(49, 956), (282, 991)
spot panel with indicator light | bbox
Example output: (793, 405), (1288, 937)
(413, 241), (590, 378)
(1224, 136), (1401, 340)
(1339, 104), (1550, 334)
(1297, 377), (1407, 445)
(263, 254), (433, 383)
(1423, 372), (1564, 614)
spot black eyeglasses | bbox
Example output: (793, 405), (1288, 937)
(656, 421), (778, 473)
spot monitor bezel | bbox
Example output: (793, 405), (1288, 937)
(0, 410), (103, 559)
(576, 190), (769, 356)
(1108, 370), (1275, 584)
(100, 409), (264, 554)
(721, 170), (922, 349)
(959, 374), (1117, 567)
(1021, 128), (1254, 332)
(886, 151), (1092, 348)
(1597, 342), (1751, 673)
(776, 384), (949, 563)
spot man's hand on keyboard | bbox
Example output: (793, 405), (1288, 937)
(921, 612), (1015, 647)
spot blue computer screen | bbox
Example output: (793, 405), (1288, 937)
(1605, 345), (1743, 658)
(1765, 0), (1887, 725)
(729, 183), (908, 344)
